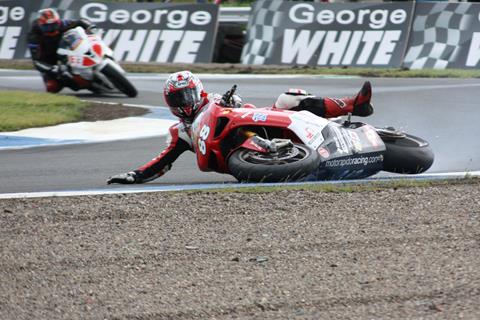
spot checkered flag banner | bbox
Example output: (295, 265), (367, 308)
(241, 0), (285, 65)
(403, 3), (476, 69)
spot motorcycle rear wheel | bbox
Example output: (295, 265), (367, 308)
(100, 64), (138, 97)
(228, 143), (319, 182)
(381, 133), (434, 174)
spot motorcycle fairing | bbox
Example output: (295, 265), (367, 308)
(191, 102), (298, 172)
(57, 27), (116, 81)
(287, 111), (328, 150)
(308, 122), (386, 180)
(190, 102), (221, 171)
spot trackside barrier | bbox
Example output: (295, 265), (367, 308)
(242, 1), (414, 68)
(0, 0), (219, 63)
(403, 2), (480, 69)
(0, 0), (479, 68)
(241, 0), (480, 69)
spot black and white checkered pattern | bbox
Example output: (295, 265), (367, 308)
(403, 3), (475, 69)
(241, 0), (284, 65)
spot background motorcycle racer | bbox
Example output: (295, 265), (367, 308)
(107, 70), (373, 184)
(27, 8), (96, 93)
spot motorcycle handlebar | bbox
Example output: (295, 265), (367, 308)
(221, 84), (237, 107)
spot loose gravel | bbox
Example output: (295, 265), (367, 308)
(1, 181), (479, 319)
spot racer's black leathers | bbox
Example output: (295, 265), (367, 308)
(27, 18), (95, 92)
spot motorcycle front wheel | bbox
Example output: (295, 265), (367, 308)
(100, 64), (138, 97)
(228, 143), (319, 182)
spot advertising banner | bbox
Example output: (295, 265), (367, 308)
(1, 0), (219, 63)
(403, 2), (480, 69)
(241, 0), (414, 68)
(0, 0), (31, 59)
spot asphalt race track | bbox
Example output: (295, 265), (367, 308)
(0, 70), (479, 194)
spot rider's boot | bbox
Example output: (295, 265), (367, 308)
(323, 81), (373, 118)
(59, 72), (81, 91)
(42, 73), (63, 93)
(45, 79), (63, 93)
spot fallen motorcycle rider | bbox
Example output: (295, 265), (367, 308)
(107, 70), (373, 184)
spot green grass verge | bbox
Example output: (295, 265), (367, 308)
(3, 59), (480, 78)
(0, 90), (87, 132)
(192, 176), (480, 194)
(120, 62), (480, 78)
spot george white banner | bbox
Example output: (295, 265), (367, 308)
(0, 1), (29, 59)
(241, 1), (413, 68)
(0, 0), (219, 63)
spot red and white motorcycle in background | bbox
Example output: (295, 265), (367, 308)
(57, 26), (137, 97)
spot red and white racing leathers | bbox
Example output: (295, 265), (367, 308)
(135, 121), (193, 182)
(132, 93), (214, 182)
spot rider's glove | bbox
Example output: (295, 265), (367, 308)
(85, 25), (98, 35)
(49, 65), (60, 76)
(107, 171), (142, 184)
(221, 94), (243, 108)
(49, 64), (68, 77)
(230, 94), (243, 108)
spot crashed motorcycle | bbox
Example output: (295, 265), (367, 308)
(56, 26), (137, 97)
(191, 85), (434, 182)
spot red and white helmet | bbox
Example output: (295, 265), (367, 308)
(38, 8), (61, 36)
(164, 71), (205, 122)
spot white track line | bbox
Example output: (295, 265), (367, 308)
(0, 171), (478, 199)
